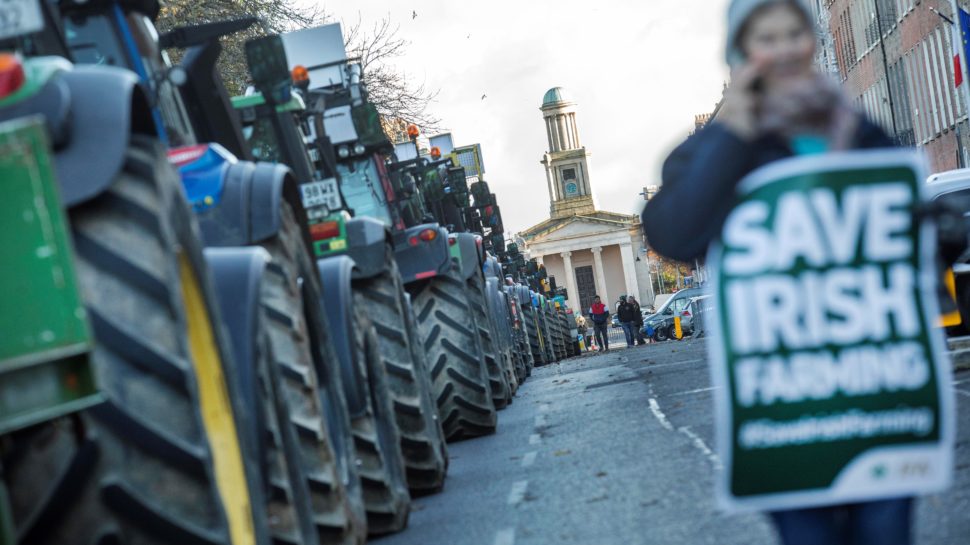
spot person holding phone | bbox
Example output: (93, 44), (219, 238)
(642, 1), (911, 544)
(643, 0), (892, 263)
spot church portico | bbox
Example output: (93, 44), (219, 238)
(520, 87), (655, 313)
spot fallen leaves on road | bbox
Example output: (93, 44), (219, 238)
(553, 449), (572, 457)
(595, 471), (608, 478)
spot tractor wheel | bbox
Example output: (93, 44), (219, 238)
(412, 270), (497, 441)
(465, 276), (511, 410)
(4, 135), (245, 545)
(350, 313), (411, 535)
(353, 255), (448, 495)
(259, 203), (367, 545)
(525, 310), (543, 367)
(255, 310), (316, 545)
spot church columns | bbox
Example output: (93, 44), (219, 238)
(556, 115), (568, 151)
(560, 251), (579, 312)
(591, 246), (609, 305)
(619, 242), (639, 303)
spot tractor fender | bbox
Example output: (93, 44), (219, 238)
(316, 256), (369, 418)
(202, 247), (272, 492)
(50, 65), (155, 207)
(451, 233), (482, 282)
(344, 217), (390, 280)
(196, 161), (312, 255)
(483, 255), (503, 280)
(394, 223), (452, 284)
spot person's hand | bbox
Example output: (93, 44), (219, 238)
(716, 60), (766, 141)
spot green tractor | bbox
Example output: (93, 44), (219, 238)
(0, 8), (261, 544)
(269, 23), (497, 444)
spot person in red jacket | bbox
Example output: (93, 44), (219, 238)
(588, 295), (610, 352)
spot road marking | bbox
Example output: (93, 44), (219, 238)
(508, 480), (528, 506)
(534, 414), (547, 427)
(539, 403), (550, 412)
(522, 451), (538, 468)
(679, 426), (723, 470)
(648, 398), (674, 431)
(642, 358), (706, 370)
(529, 433), (542, 445)
(494, 528), (516, 545)
(670, 386), (717, 397)
(955, 388), (970, 398)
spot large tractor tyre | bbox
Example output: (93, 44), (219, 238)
(353, 256), (448, 495)
(255, 317), (317, 545)
(349, 313), (411, 535)
(412, 271), (497, 441)
(558, 314), (571, 357)
(259, 203), (367, 545)
(5, 135), (246, 545)
(465, 278), (511, 410)
(525, 312), (544, 367)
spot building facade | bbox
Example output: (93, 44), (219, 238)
(824, 0), (969, 171)
(520, 88), (655, 313)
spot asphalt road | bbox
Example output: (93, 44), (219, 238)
(375, 338), (970, 545)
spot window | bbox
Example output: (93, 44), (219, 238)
(561, 168), (576, 181)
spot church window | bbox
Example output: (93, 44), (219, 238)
(561, 167), (576, 181)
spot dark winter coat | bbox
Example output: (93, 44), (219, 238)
(617, 302), (638, 323)
(641, 119), (894, 262)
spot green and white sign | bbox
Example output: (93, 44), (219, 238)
(708, 150), (954, 512)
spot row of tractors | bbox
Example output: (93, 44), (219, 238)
(0, 1), (576, 543)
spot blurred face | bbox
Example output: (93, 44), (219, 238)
(594, 297), (601, 304)
(740, 4), (816, 86)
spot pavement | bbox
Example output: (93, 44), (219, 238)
(375, 338), (970, 545)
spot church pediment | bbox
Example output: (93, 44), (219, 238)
(524, 214), (635, 244)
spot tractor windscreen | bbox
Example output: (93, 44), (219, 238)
(242, 116), (283, 163)
(337, 158), (392, 226)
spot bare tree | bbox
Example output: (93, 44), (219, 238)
(157, 0), (327, 93)
(156, 3), (440, 131)
(344, 16), (442, 133)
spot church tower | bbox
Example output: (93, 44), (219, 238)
(540, 87), (596, 218)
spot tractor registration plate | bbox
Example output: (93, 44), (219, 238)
(0, 0), (44, 40)
(301, 178), (341, 211)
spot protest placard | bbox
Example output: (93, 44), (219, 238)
(708, 150), (955, 511)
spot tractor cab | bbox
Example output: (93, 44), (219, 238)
(56, 0), (195, 146)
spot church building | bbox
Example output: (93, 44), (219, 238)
(518, 88), (655, 313)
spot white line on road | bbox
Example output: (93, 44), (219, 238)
(534, 414), (547, 427)
(539, 403), (550, 412)
(670, 386), (717, 397)
(648, 398), (674, 431)
(679, 426), (723, 470)
(643, 358), (706, 370)
(529, 433), (541, 445)
(494, 528), (516, 545)
(522, 451), (538, 468)
(508, 480), (528, 506)
(955, 389), (970, 398)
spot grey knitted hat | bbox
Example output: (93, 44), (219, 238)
(726, 0), (814, 67)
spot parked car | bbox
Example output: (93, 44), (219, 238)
(642, 287), (705, 341)
(926, 169), (970, 333)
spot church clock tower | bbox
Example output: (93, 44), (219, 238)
(540, 87), (596, 218)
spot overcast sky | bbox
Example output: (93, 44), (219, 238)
(313, 0), (731, 234)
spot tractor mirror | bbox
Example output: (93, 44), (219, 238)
(244, 35), (291, 104)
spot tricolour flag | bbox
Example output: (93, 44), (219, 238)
(956, 5), (970, 88)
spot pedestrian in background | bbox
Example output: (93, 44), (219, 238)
(627, 296), (646, 345)
(588, 295), (610, 352)
(616, 295), (637, 348)
(641, 1), (909, 544)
